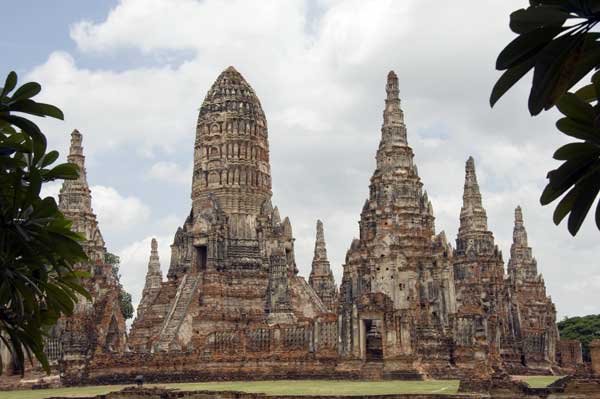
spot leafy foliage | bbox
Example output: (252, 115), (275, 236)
(104, 253), (134, 320)
(558, 314), (600, 361)
(492, 0), (600, 235)
(0, 71), (90, 374)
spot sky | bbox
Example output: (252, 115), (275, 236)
(3, 0), (599, 323)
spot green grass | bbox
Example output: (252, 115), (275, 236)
(0, 376), (564, 399)
(518, 375), (564, 389)
(0, 380), (460, 399)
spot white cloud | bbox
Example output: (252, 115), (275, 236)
(19, 0), (600, 320)
(147, 161), (192, 186)
(40, 181), (62, 200)
(91, 185), (150, 231)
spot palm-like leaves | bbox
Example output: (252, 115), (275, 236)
(541, 80), (600, 235)
(0, 71), (89, 374)
(492, 0), (600, 235)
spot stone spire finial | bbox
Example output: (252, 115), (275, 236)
(58, 129), (105, 262)
(67, 129), (87, 184)
(508, 205), (537, 280)
(145, 237), (162, 289)
(386, 71), (399, 102)
(381, 70), (406, 144)
(313, 219), (328, 263)
(309, 219), (337, 311)
(458, 156), (488, 235)
(272, 206), (281, 226)
(513, 206), (528, 247)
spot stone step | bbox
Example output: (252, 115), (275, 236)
(156, 274), (200, 351)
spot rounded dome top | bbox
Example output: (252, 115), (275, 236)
(198, 66), (266, 123)
(192, 66), (272, 220)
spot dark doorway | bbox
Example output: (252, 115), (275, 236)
(365, 319), (383, 361)
(196, 245), (207, 271)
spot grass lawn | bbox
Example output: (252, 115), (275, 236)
(515, 375), (564, 388)
(0, 376), (564, 399)
(0, 380), (460, 399)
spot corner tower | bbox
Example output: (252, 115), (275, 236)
(507, 206), (558, 370)
(452, 156), (515, 372)
(309, 220), (337, 311)
(338, 71), (456, 377)
(59, 130), (106, 264)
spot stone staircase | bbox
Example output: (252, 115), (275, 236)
(156, 274), (200, 351)
(293, 276), (327, 313)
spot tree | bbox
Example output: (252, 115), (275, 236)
(557, 314), (600, 361)
(104, 252), (134, 320)
(0, 71), (90, 374)
(492, 0), (600, 236)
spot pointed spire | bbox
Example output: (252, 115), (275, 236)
(282, 216), (293, 239)
(513, 206), (528, 247)
(58, 129), (105, 262)
(144, 238), (162, 290)
(458, 156), (488, 235)
(381, 70), (406, 145)
(309, 219), (337, 311)
(272, 206), (281, 226)
(313, 219), (328, 263)
(508, 206), (537, 279)
(67, 129), (87, 185)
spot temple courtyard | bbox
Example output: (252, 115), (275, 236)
(0, 377), (563, 399)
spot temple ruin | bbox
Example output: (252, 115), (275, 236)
(2, 67), (572, 385)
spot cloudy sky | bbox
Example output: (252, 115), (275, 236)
(5, 0), (598, 323)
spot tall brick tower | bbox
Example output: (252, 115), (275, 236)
(309, 220), (338, 312)
(452, 157), (515, 372)
(507, 206), (558, 371)
(130, 67), (328, 353)
(338, 71), (456, 378)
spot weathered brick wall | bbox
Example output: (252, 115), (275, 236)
(590, 340), (600, 376)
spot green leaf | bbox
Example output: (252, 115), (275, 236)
(11, 82), (41, 102)
(596, 195), (600, 230)
(562, 41), (600, 97)
(26, 169), (42, 201)
(568, 172), (600, 235)
(44, 163), (79, 180)
(2, 115), (47, 161)
(552, 184), (579, 224)
(491, 58), (536, 106)
(574, 83), (597, 102)
(557, 92), (596, 122)
(0, 71), (18, 98)
(9, 100), (64, 120)
(529, 32), (584, 115)
(553, 142), (600, 160)
(509, 7), (568, 34)
(40, 150), (59, 168)
(541, 157), (596, 204)
(556, 117), (600, 144)
(496, 26), (565, 70)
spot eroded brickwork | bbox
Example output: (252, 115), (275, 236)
(46, 68), (567, 385)
(452, 157), (517, 374)
(309, 220), (338, 312)
(338, 71), (456, 378)
(507, 207), (558, 371)
(50, 131), (127, 381)
(128, 67), (331, 356)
